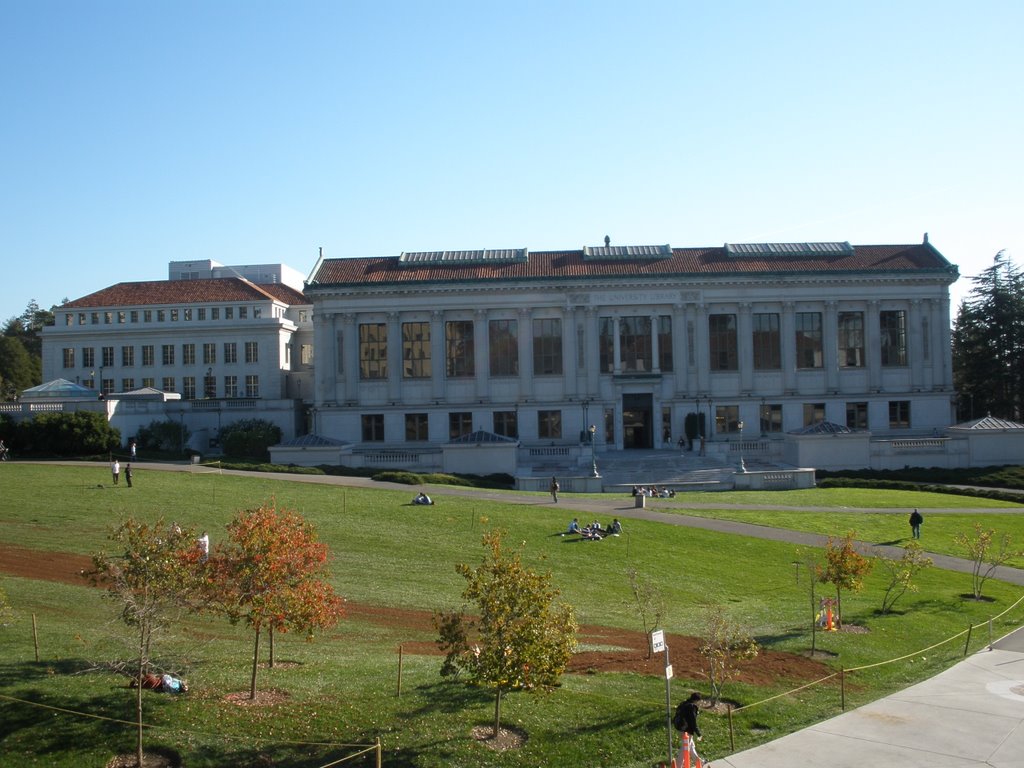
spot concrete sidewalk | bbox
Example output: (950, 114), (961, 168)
(714, 627), (1024, 768)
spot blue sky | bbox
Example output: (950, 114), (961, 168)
(2, 1), (1020, 323)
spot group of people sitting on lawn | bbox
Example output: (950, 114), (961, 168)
(565, 517), (622, 540)
(631, 485), (676, 498)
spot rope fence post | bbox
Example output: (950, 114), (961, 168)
(727, 703), (735, 751)
(32, 613), (40, 662)
(963, 623), (973, 657)
(840, 667), (845, 711)
(396, 644), (404, 698)
(375, 736), (382, 768)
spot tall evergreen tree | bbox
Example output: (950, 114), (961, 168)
(953, 251), (1024, 421)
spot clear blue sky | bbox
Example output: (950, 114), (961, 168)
(2, 1), (1020, 323)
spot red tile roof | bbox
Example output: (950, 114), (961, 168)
(61, 278), (309, 309)
(308, 243), (957, 288)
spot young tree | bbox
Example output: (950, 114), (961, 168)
(86, 518), (204, 768)
(626, 568), (666, 660)
(697, 605), (759, 706)
(436, 529), (578, 737)
(817, 532), (873, 628)
(876, 542), (933, 614)
(953, 522), (1023, 600)
(208, 503), (345, 699)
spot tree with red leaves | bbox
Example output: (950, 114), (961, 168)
(207, 502), (345, 699)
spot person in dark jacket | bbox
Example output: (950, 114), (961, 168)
(673, 691), (707, 766)
(909, 508), (923, 539)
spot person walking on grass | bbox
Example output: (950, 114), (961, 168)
(909, 508), (923, 540)
(673, 691), (709, 767)
(125, 463), (133, 488)
(111, 458), (120, 485)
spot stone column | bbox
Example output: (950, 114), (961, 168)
(518, 308), (533, 401)
(431, 310), (446, 401)
(866, 300), (881, 392)
(824, 300), (839, 393)
(563, 305), (578, 398)
(781, 302), (796, 393)
(387, 311), (401, 402)
(650, 312), (661, 374)
(738, 302), (753, 393)
(474, 308), (489, 400)
(585, 307), (599, 398)
(673, 303), (687, 397)
(695, 304), (710, 394)
(342, 313), (359, 403)
(313, 311), (333, 406)
(612, 316), (622, 374)
(908, 299), (923, 391)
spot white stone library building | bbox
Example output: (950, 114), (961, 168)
(26, 239), (1024, 480)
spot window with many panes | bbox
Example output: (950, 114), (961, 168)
(162, 345), (175, 365)
(361, 414), (384, 441)
(846, 401), (868, 430)
(102, 346), (114, 367)
(197, 308), (205, 321)
(838, 312), (864, 367)
(301, 344), (313, 365)
(224, 342), (237, 364)
(795, 312), (823, 368)
(359, 323), (387, 379)
(493, 410), (518, 439)
(182, 343), (195, 365)
(445, 321), (474, 377)
(244, 341), (258, 364)
(203, 343), (216, 365)
(753, 313), (781, 369)
(538, 410), (562, 439)
(449, 411), (472, 440)
(203, 371), (216, 398)
(598, 317), (614, 372)
(142, 345), (154, 366)
(161, 377), (176, 392)
(405, 413), (429, 441)
(224, 375), (238, 398)
(715, 405), (740, 434)
(82, 347), (95, 367)
(880, 310), (907, 366)
(489, 319), (518, 376)
(62, 348), (74, 368)
(532, 318), (563, 375)
(708, 314), (738, 371)
(889, 400), (910, 428)
(122, 346), (134, 366)
(802, 402), (826, 426)
(619, 316), (652, 372)
(244, 374), (259, 397)
(401, 322), (430, 378)
(142, 377), (154, 388)
(122, 378), (134, 391)
(183, 376), (196, 400)
(760, 403), (783, 434)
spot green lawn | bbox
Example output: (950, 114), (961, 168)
(1, 464), (1022, 767)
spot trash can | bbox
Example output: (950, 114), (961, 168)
(191, 455), (201, 464)
(634, 495), (645, 509)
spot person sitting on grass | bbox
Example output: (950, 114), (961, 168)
(566, 518), (581, 535)
(413, 492), (434, 505)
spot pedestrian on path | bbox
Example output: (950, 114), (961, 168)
(673, 691), (708, 767)
(909, 508), (923, 539)
(549, 476), (560, 503)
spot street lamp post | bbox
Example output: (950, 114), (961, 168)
(589, 424), (599, 477)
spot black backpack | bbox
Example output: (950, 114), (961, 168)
(672, 703), (686, 730)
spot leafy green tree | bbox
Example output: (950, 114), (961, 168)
(14, 411), (120, 455)
(86, 518), (204, 768)
(219, 418), (282, 460)
(953, 522), (1023, 600)
(436, 529), (578, 737)
(0, 336), (36, 399)
(876, 542), (933, 614)
(953, 250), (1024, 421)
(697, 605), (759, 705)
(817, 532), (873, 627)
(207, 503), (345, 699)
(137, 418), (190, 453)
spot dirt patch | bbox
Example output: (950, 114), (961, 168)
(471, 724), (528, 750)
(224, 689), (291, 706)
(0, 543), (832, 685)
(106, 749), (181, 768)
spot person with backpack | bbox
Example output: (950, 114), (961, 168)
(673, 691), (708, 767)
(909, 508), (923, 540)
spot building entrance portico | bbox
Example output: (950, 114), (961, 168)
(622, 393), (653, 449)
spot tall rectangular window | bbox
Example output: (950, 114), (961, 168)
(803, 402), (826, 426)
(796, 312), (823, 368)
(182, 343), (196, 366)
(239, 306), (248, 319)
(760, 403), (783, 434)
(82, 347), (95, 368)
(121, 346), (134, 367)
(489, 319), (518, 376)
(141, 346), (153, 366)
(121, 378), (135, 392)
(538, 410), (562, 439)
(361, 414), (384, 442)
(102, 346), (114, 367)
(620, 316), (652, 372)
(445, 320), (474, 378)
(212, 307), (220, 320)
(599, 317), (614, 371)
(753, 313), (781, 369)
(197, 308), (206, 321)
(244, 341), (259, 364)
(402, 321), (431, 378)
(244, 374), (259, 397)
(880, 310), (907, 366)
(449, 411), (472, 440)
(708, 314), (738, 371)
(142, 377), (154, 388)
(405, 413), (429, 441)
(224, 375), (238, 398)
(162, 345), (175, 365)
(658, 315), (673, 372)
(359, 323), (387, 379)
(203, 343), (216, 365)
(846, 401), (868, 429)
(183, 308), (192, 321)
(183, 376), (196, 400)
(533, 318), (563, 375)
(224, 342), (237, 364)
(62, 348), (74, 368)
(889, 400), (911, 428)
(204, 371), (216, 398)
(493, 410), (518, 439)
(300, 344), (313, 365)
(838, 311), (865, 367)
(715, 405), (740, 434)
(161, 377), (175, 392)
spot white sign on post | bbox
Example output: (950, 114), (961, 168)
(651, 629), (665, 654)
